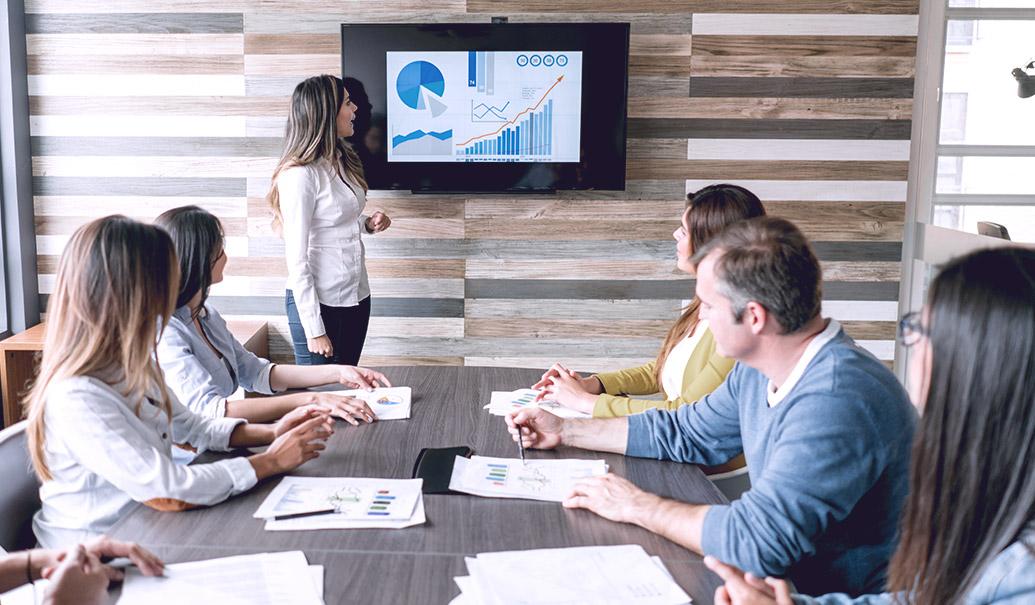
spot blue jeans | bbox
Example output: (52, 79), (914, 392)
(285, 290), (371, 366)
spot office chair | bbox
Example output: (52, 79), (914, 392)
(0, 421), (42, 552)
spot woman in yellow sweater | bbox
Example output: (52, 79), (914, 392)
(532, 184), (765, 473)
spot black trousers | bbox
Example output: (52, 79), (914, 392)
(285, 290), (371, 366)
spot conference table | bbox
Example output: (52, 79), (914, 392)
(107, 366), (729, 604)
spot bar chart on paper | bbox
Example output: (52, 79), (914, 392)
(387, 50), (582, 163)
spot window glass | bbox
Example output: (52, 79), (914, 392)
(932, 204), (1035, 243)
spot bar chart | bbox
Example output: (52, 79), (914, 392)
(458, 99), (553, 160)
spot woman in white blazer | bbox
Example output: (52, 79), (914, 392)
(266, 74), (391, 366)
(153, 205), (390, 452)
(26, 216), (334, 548)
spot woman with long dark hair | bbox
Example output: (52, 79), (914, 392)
(153, 206), (390, 458)
(267, 74), (391, 366)
(704, 246), (1035, 604)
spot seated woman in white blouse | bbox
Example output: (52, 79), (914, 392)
(153, 206), (390, 457)
(26, 216), (334, 548)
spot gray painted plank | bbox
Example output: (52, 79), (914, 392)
(361, 337), (666, 357)
(207, 296), (465, 317)
(249, 238), (902, 263)
(245, 76), (307, 97)
(32, 136), (282, 157)
(689, 77), (915, 98)
(628, 119), (913, 140)
(466, 279), (901, 300)
(466, 299), (686, 319)
(32, 176), (246, 196)
(629, 76), (690, 98)
(25, 13), (244, 34)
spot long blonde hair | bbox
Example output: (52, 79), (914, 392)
(266, 74), (368, 235)
(26, 216), (179, 481)
(652, 185), (767, 387)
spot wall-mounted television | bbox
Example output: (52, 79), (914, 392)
(341, 23), (629, 193)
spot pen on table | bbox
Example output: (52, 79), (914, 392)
(273, 508), (337, 521)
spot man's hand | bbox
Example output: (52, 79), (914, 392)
(703, 556), (793, 605)
(562, 473), (658, 524)
(505, 408), (565, 450)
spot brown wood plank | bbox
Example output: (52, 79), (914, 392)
(690, 56), (915, 78)
(243, 33), (339, 55)
(244, 54), (340, 76)
(630, 55), (692, 77)
(691, 35), (918, 57)
(465, 318), (673, 339)
(767, 200), (905, 243)
(627, 159), (910, 181)
(628, 97), (913, 120)
(218, 257), (466, 279)
(465, 219), (671, 240)
(627, 139), (689, 160)
(30, 96), (289, 116)
(246, 217), (464, 239)
(841, 321), (896, 340)
(465, 199), (684, 220)
(629, 34), (693, 56)
(356, 356), (465, 366)
(27, 55), (244, 75)
(466, 260), (684, 280)
(821, 262), (901, 282)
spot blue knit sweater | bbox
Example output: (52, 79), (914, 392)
(627, 327), (917, 596)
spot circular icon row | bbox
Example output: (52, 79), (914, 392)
(516, 54), (568, 68)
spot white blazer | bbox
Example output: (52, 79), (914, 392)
(32, 375), (257, 548)
(278, 161), (371, 339)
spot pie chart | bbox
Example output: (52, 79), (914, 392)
(396, 60), (448, 117)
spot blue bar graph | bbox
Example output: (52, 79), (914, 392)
(468, 52), (477, 87)
(461, 98), (554, 159)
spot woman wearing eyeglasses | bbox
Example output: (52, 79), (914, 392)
(704, 246), (1035, 605)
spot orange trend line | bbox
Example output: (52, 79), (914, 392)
(456, 75), (564, 147)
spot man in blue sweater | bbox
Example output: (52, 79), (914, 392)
(508, 217), (916, 597)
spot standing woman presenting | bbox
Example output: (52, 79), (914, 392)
(267, 74), (391, 365)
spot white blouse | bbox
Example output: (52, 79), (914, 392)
(659, 320), (710, 400)
(32, 375), (258, 548)
(277, 161), (371, 339)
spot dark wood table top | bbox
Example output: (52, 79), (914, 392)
(107, 366), (728, 604)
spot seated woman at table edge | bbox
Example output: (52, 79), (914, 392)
(27, 215), (335, 548)
(1, 536), (164, 605)
(705, 246), (1035, 605)
(153, 206), (390, 439)
(533, 184), (765, 474)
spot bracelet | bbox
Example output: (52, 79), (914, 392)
(25, 549), (33, 584)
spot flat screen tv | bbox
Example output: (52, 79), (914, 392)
(341, 23), (629, 193)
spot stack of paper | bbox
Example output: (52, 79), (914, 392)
(254, 477), (426, 531)
(118, 550), (323, 604)
(448, 455), (607, 502)
(450, 545), (691, 605)
(324, 386), (412, 420)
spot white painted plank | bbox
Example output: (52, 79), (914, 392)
(246, 116), (288, 137)
(26, 34), (244, 55)
(33, 156), (278, 178)
(31, 115), (247, 137)
(29, 75), (245, 96)
(685, 179), (908, 201)
(856, 340), (895, 361)
(821, 300), (899, 321)
(691, 14), (919, 36)
(34, 196), (248, 217)
(242, 276), (465, 298)
(687, 139), (912, 162)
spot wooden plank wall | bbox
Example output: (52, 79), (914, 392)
(26, 0), (917, 371)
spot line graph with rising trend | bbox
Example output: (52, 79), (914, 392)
(386, 50), (581, 163)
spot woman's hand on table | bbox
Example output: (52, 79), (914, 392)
(530, 363), (600, 413)
(334, 365), (391, 390)
(309, 392), (377, 426)
(41, 545), (108, 605)
(703, 556), (794, 605)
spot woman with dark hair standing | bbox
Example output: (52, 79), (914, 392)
(533, 185), (766, 419)
(705, 246), (1035, 604)
(267, 74), (391, 366)
(153, 206), (390, 461)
